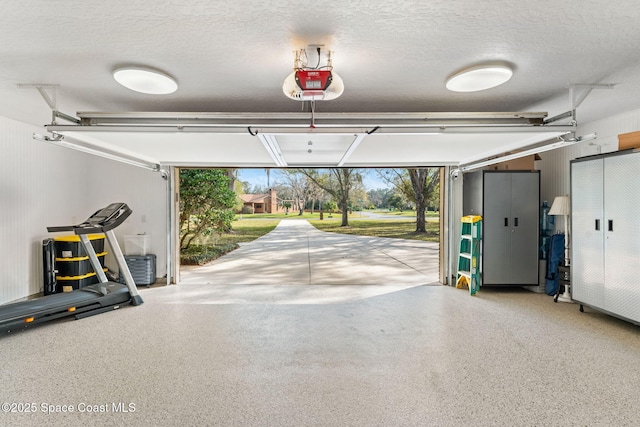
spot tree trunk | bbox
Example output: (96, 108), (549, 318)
(341, 207), (349, 226)
(226, 169), (236, 191)
(409, 169), (427, 233)
(340, 196), (349, 226)
(337, 169), (351, 226)
(416, 204), (426, 232)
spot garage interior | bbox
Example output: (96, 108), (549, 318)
(2, 2), (640, 425)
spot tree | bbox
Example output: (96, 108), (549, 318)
(233, 179), (246, 213)
(179, 169), (237, 250)
(307, 180), (325, 214)
(408, 169), (439, 232)
(367, 187), (395, 209)
(348, 178), (369, 212)
(280, 170), (315, 216)
(325, 199), (338, 215)
(388, 194), (405, 211)
(297, 168), (363, 226)
(377, 168), (440, 232)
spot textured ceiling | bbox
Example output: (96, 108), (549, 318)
(3, 1), (640, 166)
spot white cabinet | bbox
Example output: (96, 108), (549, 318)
(571, 150), (640, 324)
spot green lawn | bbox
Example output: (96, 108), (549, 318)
(214, 219), (281, 245)
(236, 212), (325, 220)
(236, 210), (439, 220)
(308, 219), (439, 242)
(181, 219), (280, 264)
(370, 209), (440, 218)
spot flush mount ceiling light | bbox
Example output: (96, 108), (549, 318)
(113, 67), (178, 95)
(446, 64), (513, 92)
(283, 46), (344, 101)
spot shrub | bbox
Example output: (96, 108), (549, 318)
(180, 169), (236, 250)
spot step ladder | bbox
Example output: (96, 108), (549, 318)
(456, 215), (482, 295)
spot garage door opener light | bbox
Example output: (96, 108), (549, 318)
(283, 46), (344, 101)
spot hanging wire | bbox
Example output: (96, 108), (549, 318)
(294, 47), (333, 71)
(310, 100), (316, 128)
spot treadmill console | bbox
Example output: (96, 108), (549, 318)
(87, 203), (128, 225)
(47, 203), (132, 234)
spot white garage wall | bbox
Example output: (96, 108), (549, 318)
(0, 116), (167, 305)
(537, 105), (640, 234)
(76, 154), (168, 278)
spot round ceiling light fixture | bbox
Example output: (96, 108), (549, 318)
(113, 67), (178, 95)
(446, 64), (513, 92)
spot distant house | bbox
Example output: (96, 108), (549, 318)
(240, 189), (281, 213)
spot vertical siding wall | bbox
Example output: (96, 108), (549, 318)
(537, 106), (640, 234)
(78, 155), (168, 278)
(0, 116), (167, 304)
(1, 117), (85, 303)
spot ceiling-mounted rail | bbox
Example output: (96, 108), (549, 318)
(46, 111), (575, 135)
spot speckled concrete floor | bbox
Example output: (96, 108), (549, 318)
(1, 284), (639, 427)
(2, 221), (639, 426)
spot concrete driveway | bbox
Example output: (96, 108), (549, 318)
(180, 219), (439, 288)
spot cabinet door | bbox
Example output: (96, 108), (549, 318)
(483, 173), (512, 284)
(510, 173), (540, 284)
(571, 159), (604, 306)
(603, 153), (640, 322)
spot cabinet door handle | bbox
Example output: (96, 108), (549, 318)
(504, 218), (509, 227)
(595, 219), (600, 231)
(514, 217), (519, 227)
(608, 220), (613, 232)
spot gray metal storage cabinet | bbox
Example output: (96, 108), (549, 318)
(571, 150), (640, 324)
(463, 170), (540, 286)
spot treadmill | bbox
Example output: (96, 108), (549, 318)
(0, 202), (143, 334)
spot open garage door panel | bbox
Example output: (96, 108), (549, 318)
(46, 110), (573, 169)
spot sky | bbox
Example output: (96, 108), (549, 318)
(236, 169), (390, 191)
